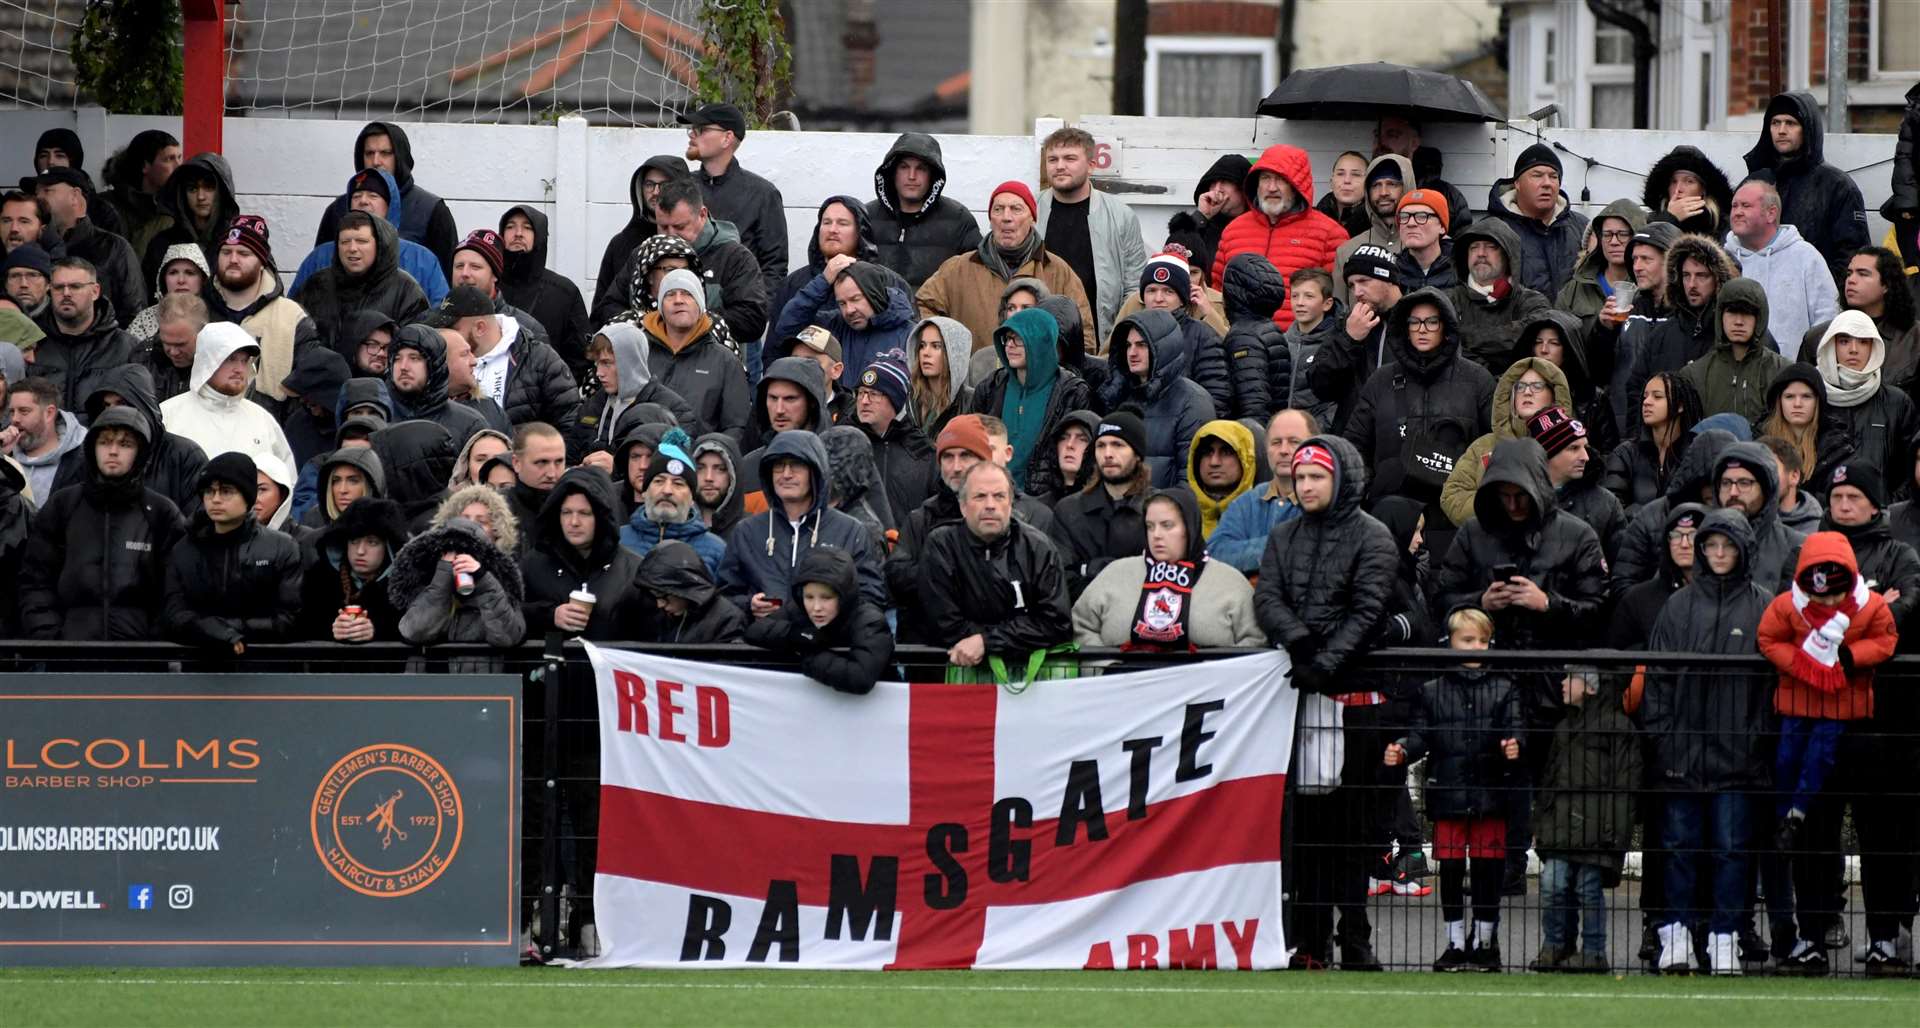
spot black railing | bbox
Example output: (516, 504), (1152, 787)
(7, 639), (1917, 975)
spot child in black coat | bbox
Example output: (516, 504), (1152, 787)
(745, 547), (894, 694)
(1386, 606), (1523, 972)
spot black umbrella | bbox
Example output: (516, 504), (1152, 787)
(1257, 62), (1504, 123)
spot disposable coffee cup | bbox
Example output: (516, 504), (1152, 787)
(569, 589), (597, 617)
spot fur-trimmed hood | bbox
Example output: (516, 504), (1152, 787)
(388, 519), (525, 609)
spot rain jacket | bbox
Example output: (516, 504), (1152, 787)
(773, 256), (914, 389)
(1208, 145), (1347, 329)
(867, 133), (985, 288)
(50, 363), (208, 512)
(1098, 309), (1216, 488)
(1435, 438), (1608, 649)
(18, 406), (187, 640)
(1533, 672), (1642, 872)
(1253, 433), (1399, 682)
(1186, 418), (1257, 539)
(290, 168), (450, 306)
(521, 468), (650, 641)
(1642, 508), (1777, 791)
(744, 547), (894, 695)
(1677, 277), (1791, 423)
(381, 323), (491, 451)
(313, 122), (459, 278)
(292, 212), (429, 347)
(715, 429), (886, 612)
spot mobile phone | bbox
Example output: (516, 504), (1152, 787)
(1491, 563), (1520, 583)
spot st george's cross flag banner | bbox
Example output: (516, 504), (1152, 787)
(578, 643), (1297, 970)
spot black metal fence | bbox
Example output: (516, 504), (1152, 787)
(6, 640), (1916, 976)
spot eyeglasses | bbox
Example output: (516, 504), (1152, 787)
(1667, 529), (1697, 542)
(1513, 381), (1552, 395)
(1599, 230), (1634, 242)
(1406, 317), (1444, 331)
(1395, 211), (1436, 226)
(1721, 476), (1760, 491)
(49, 282), (92, 293)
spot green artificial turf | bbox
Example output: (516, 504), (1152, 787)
(4, 966), (1919, 1027)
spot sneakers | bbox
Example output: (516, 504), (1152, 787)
(1469, 943), (1503, 973)
(1738, 928), (1769, 966)
(1368, 879), (1395, 897)
(1657, 922), (1696, 975)
(1390, 879), (1433, 897)
(1707, 932), (1742, 976)
(1393, 848), (1434, 880)
(1779, 939), (1830, 976)
(1338, 939), (1384, 971)
(1433, 945), (1472, 972)
(1864, 942), (1911, 978)
(1529, 943), (1569, 973)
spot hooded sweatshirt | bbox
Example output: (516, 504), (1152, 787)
(129, 241), (211, 340)
(291, 168), (450, 305)
(580, 322), (697, 451)
(1724, 222), (1838, 352)
(14, 405), (82, 506)
(691, 431), (747, 536)
(992, 307), (1066, 485)
(498, 203), (592, 376)
(313, 122), (459, 279)
(1185, 419), (1257, 539)
(1677, 277), (1791, 423)
(1100, 309), (1217, 489)
(636, 538), (748, 644)
(158, 322), (295, 471)
(715, 428), (886, 612)
(905, 315), (974, 438)
(1332, 152), (1418, 302)
(1440, 355), (1574, 526)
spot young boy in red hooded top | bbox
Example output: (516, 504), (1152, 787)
(1756, 531), (1898, 855)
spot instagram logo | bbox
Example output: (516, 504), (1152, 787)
(167, 884), (194, 910)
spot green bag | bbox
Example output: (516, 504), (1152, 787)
(944, 643), (1081, 693)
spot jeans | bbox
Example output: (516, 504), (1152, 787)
(1774, 717), (1843, 818)
(745, 338), (764, 388)
(1540, 858), (1608, 955)
(1662, 792), (1754, 934)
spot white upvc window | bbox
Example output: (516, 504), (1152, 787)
(1144, 35), (1277, 118)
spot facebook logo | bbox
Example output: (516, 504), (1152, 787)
(128, 884), (154, 910)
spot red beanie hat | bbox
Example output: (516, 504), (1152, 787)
(990, 181), (1038, 220)
(456, 228), (505, 280)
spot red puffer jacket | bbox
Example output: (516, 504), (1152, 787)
(1210, 144), (1347, 330)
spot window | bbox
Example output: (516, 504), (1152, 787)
(1144, 36), (1277, 118)
(1876, 0), (1920, 74)
(1594, 24), (1633, 65)
(1544, 28), (1558, 84)
(1699, 51), (1713, 129)
(1591, 83), (1635, 128)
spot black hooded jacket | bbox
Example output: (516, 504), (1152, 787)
(1711, 440), (1808, 593)
(314, 122), (459, 279)
(1398, 663), (1524, 820)
(1028, 409), (1100, 506)
(385, 324), (490, 451)
(593, 155), (693, 315)
(636, 539), (747, 643)
(296, 497), (409, 641)
(19, 406), (187, 640)
(279, 347), (351, 468)
(1253, 434), (1399, 686)
(866, 133), (985, 288)
(1372, 495), (1435, 646)
(1036, 295), (1109, 411)
(1609, 502), (1707, 648)
(519, 468), (648, 641)
(1435, 438), (1607, 649)
(744, 547), (894, 695)
(1643, 146), (1735, 239)
(1642, 508), (1775, 791)
(1610, 427), (1736, 593)
(1743, 91), (1869, 283)
(499, 205), (592, 378)
(858, 413), (933, 531)
(1220, 253), (1290, 422)
(1098, 310), (1217, 488)
(33, 296), (139, 413)
(162, 510), (304, 647)
(50, 363), (208, 512)
(919, 495), (1074, 655)
(1341, 289), (1496, 528)
(295, 213), (430, 347)
(1445, 217), (1554, 374)
(141, 152), (237, 292)
(370, 418), (458, 532)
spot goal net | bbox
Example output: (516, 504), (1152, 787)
(0, 0), (707, 126)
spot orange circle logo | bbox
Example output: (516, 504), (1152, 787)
(311, 744), (463, 898)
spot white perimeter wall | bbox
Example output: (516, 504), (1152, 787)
(1, 110), (1900, 300)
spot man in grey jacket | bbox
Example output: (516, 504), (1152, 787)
(1035, 126), (1146, 347)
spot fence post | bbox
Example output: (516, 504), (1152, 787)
(552, 115), (590, 289)
(538, 634), (566, 959)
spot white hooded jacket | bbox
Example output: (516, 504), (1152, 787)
(159, 322), (296, 471)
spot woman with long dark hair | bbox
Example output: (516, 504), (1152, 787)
(1603, 371), (1702, 515)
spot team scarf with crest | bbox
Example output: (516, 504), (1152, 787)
(1127, 554), (1203, 652)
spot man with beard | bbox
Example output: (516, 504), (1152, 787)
(1, 191), (62, 264)
(1373, 115), (1472, 235)
(1036, 127), (1147, 345)
(1209, 407), (1312, 575)
(867, 133), (983, 288)
(205, 214), (321, 404)
(35, 167), (143, 322)
(618, 428), (726, 574)
(159, 322), (295, 471)
(1049, 411), (1152, 601)
(4, 242), (51, 321)
(1445, 218), (1552, 373)
(1528, 406), (1625, 557)
(384, 323), (490, 448)
(690, 432), (744, 534)
(1333, 153), (1416, 302)
(33, 257), (138, 411)
(1742, 91), (1868, 283)
(498, 205), (590, 378)
(679, 102), (786, 302)
(593, 155), (692, 316)
(1209, 145), (1347, 330)
(45, 363), (208, 513)
(1622, 234), (1737, 428)
(4, 377), (82, 504)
